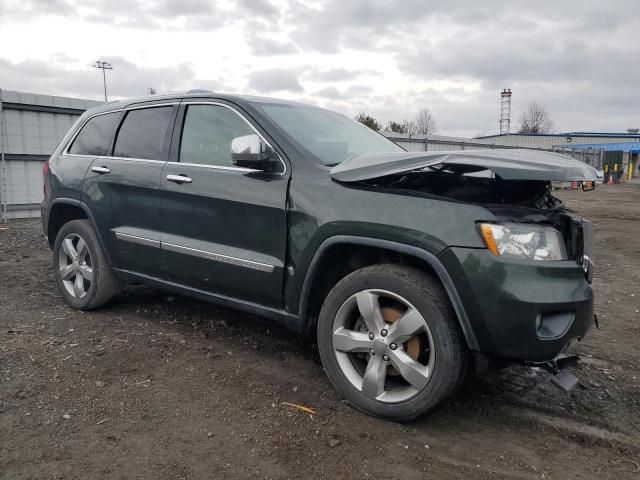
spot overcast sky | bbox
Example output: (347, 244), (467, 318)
(1, 0), (638, 137)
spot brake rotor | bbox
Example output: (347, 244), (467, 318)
(381, 306), (421, 376)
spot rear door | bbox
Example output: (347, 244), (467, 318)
(83, 103), (178, 277)
(160, 101), (289, 307)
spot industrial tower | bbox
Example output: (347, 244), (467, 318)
(499, 88), (512, 135)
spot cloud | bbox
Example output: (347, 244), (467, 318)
(247, 68), (304, 93)
(0, 56), (224, 100)
(0, 0), (232, 30)
(313, 87), (345, 100)
(245, 31), (299, 56)
(303, 68), (370, 82)
(313, 84), (373, 101)
(236, 0), (280, 20)
(2, 0), (640, 136)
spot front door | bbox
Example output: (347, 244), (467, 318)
(83, 103), (177, 278)
(160, 102), (289, 307)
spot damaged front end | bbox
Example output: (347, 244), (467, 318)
(331, 148), (597, 270)
(331, 149), (597, 363)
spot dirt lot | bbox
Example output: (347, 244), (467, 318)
(1, 184), (639, 480)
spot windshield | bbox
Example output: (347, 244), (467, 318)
(255, 103), (404, 165)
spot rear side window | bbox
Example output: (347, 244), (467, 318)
(113, 106), (174, 160)
(68, 112), (120, 156)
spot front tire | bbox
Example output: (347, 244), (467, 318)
(52, 219), (121, 310)
(317, 264), (467, 422)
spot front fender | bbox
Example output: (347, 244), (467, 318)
(295, 235), (480, 350)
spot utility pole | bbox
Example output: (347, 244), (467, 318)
(93, 60), (113, 102)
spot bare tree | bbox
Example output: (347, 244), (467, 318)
(386, 119), (417, 134)
(414, 108), (437, 135)
(403, 119), (417, 135)
(518, 102), (554, 134)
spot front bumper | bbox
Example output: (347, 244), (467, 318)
(439, 247), (595, 362)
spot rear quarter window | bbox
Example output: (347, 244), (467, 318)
(68, 112), (121, 156)
(113, 106), (174, 160)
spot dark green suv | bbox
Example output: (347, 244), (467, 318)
(42, 92), (598, 421)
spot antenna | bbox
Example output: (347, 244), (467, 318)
(499, 88), (512, 135)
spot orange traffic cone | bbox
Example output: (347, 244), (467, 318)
(607, 174), (615, 185)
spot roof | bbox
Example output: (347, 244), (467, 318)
(0, 89), (102, 112)
(475, 132), (640, 140)
(85, 91), (306, 116)
(555, 142), (640, 153)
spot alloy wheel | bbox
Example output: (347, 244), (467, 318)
(331, 289), (436, 403)
(58, 233), (93, 299)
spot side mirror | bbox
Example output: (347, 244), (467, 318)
(231, 134), (278, 171)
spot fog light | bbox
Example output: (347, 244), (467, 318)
(536, 312), (575, 340)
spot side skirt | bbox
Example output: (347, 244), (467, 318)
(112, 268), (304, 334)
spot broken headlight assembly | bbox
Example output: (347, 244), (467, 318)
(478, 223), (567, 261)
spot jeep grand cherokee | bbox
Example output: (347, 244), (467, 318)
(42, 92), (597, 421)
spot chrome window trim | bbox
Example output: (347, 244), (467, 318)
(162, 242), (275, 273)
(165, 161), (259, 173)
(180, 101), (287, 176)
(62, 103), (179, 158)
(61, 101), (288, 176)
(65, 153), (166, 164)
(115, 231), (161, 248)
(63, 108), (124, 157)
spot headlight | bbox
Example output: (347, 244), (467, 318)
(478, 223), (567, 261)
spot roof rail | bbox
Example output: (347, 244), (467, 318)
(186, 89), (214, 94)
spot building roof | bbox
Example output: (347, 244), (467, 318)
(555, 142), (640, 153)
(475, 132), (640, 140)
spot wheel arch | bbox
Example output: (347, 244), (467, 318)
(47, 198), (112, 265)
(297, 236), (479, 350)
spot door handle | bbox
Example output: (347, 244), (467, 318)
(166, 174), (193, 184)
(91, 166), (111, 174)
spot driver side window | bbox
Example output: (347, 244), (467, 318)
(179, 105), (255, 167)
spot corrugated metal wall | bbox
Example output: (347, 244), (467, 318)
(474, 134), (640, 148)
(3, 109), (78, 155)
(2, 160), (45, 217)
(0, 89), (100, 220)
(383, 133), (514, 152)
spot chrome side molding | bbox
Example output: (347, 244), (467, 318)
(114, 231), (160, 248)
(163, 242), (274, 273)
(114, 230), (274, 273)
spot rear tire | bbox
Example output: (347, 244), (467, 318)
(317, 264), (467, 422)
(52, 219), (121, 310)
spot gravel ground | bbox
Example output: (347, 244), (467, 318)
(1, 184), (639, 479)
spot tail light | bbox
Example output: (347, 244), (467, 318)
(42, 158), (51, 201)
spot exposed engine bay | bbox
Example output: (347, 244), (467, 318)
(330, 149), (599, 264)
(351, 166), (592, 264)
(359, 165), (563, 209)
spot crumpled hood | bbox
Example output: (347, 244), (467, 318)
(330, 148), (601, 182)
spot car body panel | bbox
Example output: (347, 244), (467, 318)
(82, 157), (167, 278)
(160, 164), (289, 307)
(330, 149), (601, 182)
(282, 172), (495, 312)
(439, 247), (594, 362)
